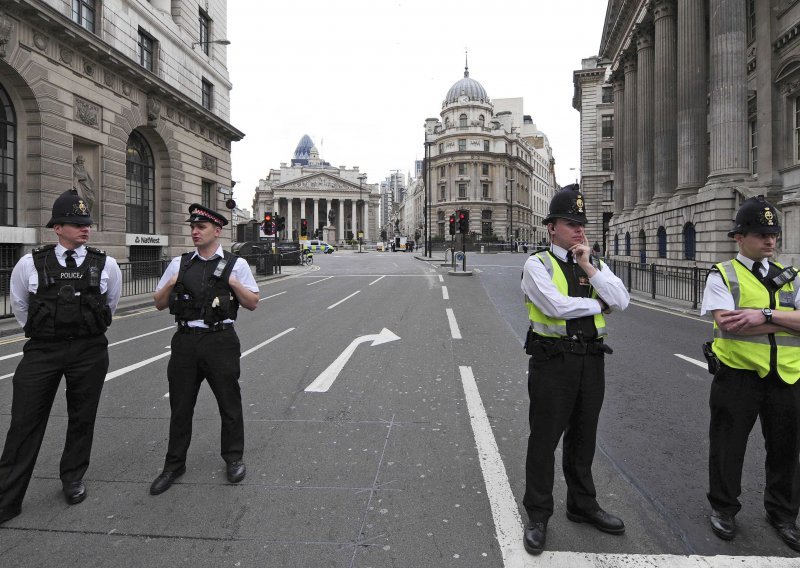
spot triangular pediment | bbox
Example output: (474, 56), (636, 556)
(275, 172), (361, 193)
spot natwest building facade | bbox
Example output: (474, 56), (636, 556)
(0, 0), (242, 269)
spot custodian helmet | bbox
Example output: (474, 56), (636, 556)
(727, 195), (781, 238)
(543, 184), (587, 225)
(45, 189), (94, 228)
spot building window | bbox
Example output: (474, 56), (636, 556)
(126, 131), (155, 234)
(439, 185), (445, 200)
(482, 183), (489, 199)
(481, 163), (489, 176)
(458, 139), (466, 152)
(458, 163), (466, 176)
(683, 223), (696, 260)
(439, 166), (445, 179)
(601, 86), (614, 104)
(202, 79), (214, 110)
(795, 96), (800, 162)
(202, 180), (213, 208)
(750, 118), (758, 175)
(747, 0), (756, 45)
(439, 143), (443, 154)
(459, 114), (467, 127)
(138, 29), (155, 72)
(625, 232), (631, 256)
(199, 9), (211, 55)
(602, 148), (614, 171)
(484, 140), (490, 151)
(602, 181), (613, 202)
(478, 114), (485, 127)
(458, 183), (467, 199)
(72, 0), (96, 33)
(638, 230), (646, 264)
(0, 83), (17, 227)
(614, 234), (619, 255)
(657, 226), (667, 258)
(601, 115), (614, 138)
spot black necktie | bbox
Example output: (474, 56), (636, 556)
(566, 251), (574, 264)
(65, 250), (77, 268)
(751, 262), (762, 279)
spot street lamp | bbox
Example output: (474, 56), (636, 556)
(507, 177), (515, 252)
(357, 173), (367, 253)
(192, 39), (231, 49)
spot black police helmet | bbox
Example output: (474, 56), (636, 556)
(727, 195), (780, 238)
(543, 184), (587, 225)
(45, 189), (94, 228)
(186, 203), (228, 227)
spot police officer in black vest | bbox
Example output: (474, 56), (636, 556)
(149, 204), (259, 495)
(0, 189), (121, 525)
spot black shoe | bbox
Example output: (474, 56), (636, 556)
(709, 509), (736, 540)
(226, 461), (246, 483)
(0, 505), (21, 525)
(62, 480), (86, 505)
(566, 507), (625, 534)
(766, 513), (800, 552)
(523, 521), (547, 555)
(149, 466), (186, 495)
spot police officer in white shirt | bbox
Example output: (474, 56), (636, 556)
(0, 189), (121, 525)
(149, 204), (259, 496)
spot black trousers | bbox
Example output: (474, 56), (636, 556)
(707, 364), (800, 522)
(0, 335), (108, 512)
(163, 327), (243, 471)
(523, 350), (605, 522)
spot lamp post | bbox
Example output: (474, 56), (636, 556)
(507, 177), (515, 252)
(192, 39), (231, 50)
(357, 173), (367, 253)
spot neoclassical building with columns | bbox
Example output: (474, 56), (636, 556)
(598, 0), (800, 267)
(252, 135), (378, 243)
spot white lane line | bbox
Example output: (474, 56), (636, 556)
(241, 328), (295, 358)
(327, 291), (360, 310)
(0, 371), (12, 380)
(369, 275), (386, 286)
(307, 276), (333, 286)
(442, 286), (449, 300)
(445, 308), (462, 339)
(259, 291), (287, 302)
(459, 366), (527, 566)
(438, 275), (444, 282)
(105, 352), (171, 382)
(675, 353), (707, 369)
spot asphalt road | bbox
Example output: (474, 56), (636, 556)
(0, 250), (798, 567)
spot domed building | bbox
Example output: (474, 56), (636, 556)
(419, 64), (557, 246)
(253, 135), (377, 243)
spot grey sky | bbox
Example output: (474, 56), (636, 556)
(227, 1), (609, 211)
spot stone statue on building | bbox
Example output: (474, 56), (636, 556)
(328, 208), (336, 225)
(73, 155), (96, 214)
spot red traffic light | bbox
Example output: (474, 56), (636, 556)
(264, 213), (272, 222)
(458, 212), (465, 220)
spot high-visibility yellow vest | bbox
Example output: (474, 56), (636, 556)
(525, 251), (607, 338)
(711, 260), (800, 384)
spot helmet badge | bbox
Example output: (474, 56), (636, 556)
(573, 195), (585, 214)
(761, 207), (775, 226)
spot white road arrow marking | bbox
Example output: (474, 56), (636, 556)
(304, 328), (400, 393)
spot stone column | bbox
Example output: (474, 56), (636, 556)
(351, 200), (357, 237)
(612, 70), (625, 213)
(300, 198), (306, 224)
(636, 24), (655, 206)
(338, 199), (344, 241)
(707, 0), (749, 179)
(313, 198), (319, 234)
(286, 198), (293, 241)
(623, 51), (638, 211)
(364, 199), (370, 241)
(653, 0), (677, 201)
(677, 0), (708, 191)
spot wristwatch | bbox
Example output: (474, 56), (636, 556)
(762, 308), (773, 323)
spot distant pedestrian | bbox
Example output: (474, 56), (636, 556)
(701, 195), (800, 552)
(0, 189), (121, 525)
(149, 204), (259, 496)
(520, 184), (630, 555)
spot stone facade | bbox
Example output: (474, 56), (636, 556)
(0, 0), (242, 265)
(597, 0), (800, 267)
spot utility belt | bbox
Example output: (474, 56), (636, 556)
(176, 322), (234, 334)
(524, 328), (613, 359)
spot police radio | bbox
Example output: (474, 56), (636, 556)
(770, 266), (799, 289)
(212, 258), (228, 279)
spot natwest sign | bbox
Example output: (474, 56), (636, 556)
(126, 233), (169, 246)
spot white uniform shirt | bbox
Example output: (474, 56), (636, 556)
(155, 244), (258, 328)
(10, 244), (123, 328)
(700, 253), (800, 315)
(521, 244), (630, 319)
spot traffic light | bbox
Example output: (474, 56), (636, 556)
(300, 219), (308, 237)
(448, 214), (456, 235)
(276, 216), (286, 233)
(261, 212), (274, 235)
(458, 210), (469, 234)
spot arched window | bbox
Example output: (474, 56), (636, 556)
(0, 83), (16, 227)
(478, 114), (485, 127)
(459, 113), (467, 127)
(614, 233), (619, 255)
(445, 117), (450, 128)
(625, 232), (631, 256)
(638, 229), (646, 264)
(126, 130), (155, 234)
(602, 181), (613, 202)
(657, 226), (667, 258)
(683, 222), (696, 260)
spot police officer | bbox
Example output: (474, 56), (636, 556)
(149, 204), (259, 495)
(0, 189), (121, 525)
(701, 195), (800, 551)
(520, 184), (630, 554)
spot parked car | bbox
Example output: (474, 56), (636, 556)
(302, 240), (335, 254)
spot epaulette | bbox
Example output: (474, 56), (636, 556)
(709, 265), (721, 274)
(86, 246), (106, 255)
(31, 244), (56, 254)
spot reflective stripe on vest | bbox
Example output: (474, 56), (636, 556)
(711, 260), (800, 384)
(525, 251), (607, 338)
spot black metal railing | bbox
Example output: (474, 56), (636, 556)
(605, 259), (710, 309)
